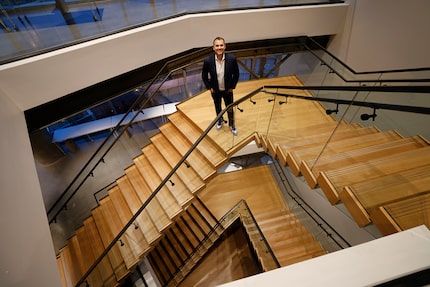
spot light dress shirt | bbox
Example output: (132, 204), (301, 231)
(215, 54), (225, 91)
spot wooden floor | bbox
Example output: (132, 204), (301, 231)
(178, 220), (260, 287)
(198, 165), (287, 220)
(177, 76), (326, 153)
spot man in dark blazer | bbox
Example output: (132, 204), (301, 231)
(202, 37), (240, 135)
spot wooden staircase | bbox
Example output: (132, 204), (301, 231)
(146, 200), (219, 287)
(253, 209), (327, 266)
(55, 105), (225, 287)
(55, 75), (430, 286)
(264, 128), (430, 235)
(258, 78), (430, 236)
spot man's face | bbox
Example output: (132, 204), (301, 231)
(213, 39), (226, 56)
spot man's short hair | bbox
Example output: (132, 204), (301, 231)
(213, 37), (225, 44)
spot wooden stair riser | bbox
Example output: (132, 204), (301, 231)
(147, 203), (219, 285)
(116, 175), (162, 244)
(91, 207), (128, 281)
(150, 132), (206, 194)
(133, 154), (182, 222)
(159, 123), (216, 181)
(143, 144), (195, 207)
(168, 112), (226, 167)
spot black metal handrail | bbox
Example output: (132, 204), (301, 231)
(264, 85), (430, 115)
(304, 37), (430, 81)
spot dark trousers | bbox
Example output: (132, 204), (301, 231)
(211, 90), (235, 127)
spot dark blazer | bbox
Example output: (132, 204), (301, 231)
(202, 53), (239, 93)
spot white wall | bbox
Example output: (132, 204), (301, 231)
(0, 4), (348, 111)
(329, 0), (430, 72)
(0, 87), (62, 286)
(218, 225), (430, 287)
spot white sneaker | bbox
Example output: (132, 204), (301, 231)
(216, 121), (223, 130)
(230, 126), (238, 136)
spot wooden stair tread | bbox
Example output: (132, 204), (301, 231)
(91, 206), (129, 281)
(108, 186), (150, 256)
(168, 112), (226, 167)
(146, 200), (221, 284)
(254, 208), (292, 220)
(267, 120), (355, 143)
(58, 245), (78, 287)
(278, 250), (327, 267)
(165, 229), (189, 262)
(74, 226), (105, 287)
(318, 146), (430, 205)
(278, 126), (380, 169)
(300, 130), (404, 187)
(302, 135), (427, 188)
(83, 217), (118, 286)
(265, 121), (356, 158)
(64, 237), (84, 286)
(185, 203), (215, 235)
(340, 164), (430, 227)
(116, 175), (161, 245)
(99, 197), (140, 269)
(143, 144), (195, 207)
(274, 240), (325, 261)
(279, 126), (378, 150)
(151, 132), (206, 194)
(372, 192), (430, 235)
(252, 208), (326, 269)
(267, 229), (315, 244)
(159, 122), (216, 181)
(133, 154), (182, 223)
(257, 214), (300, 228)
(56, 256), (69, 287)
